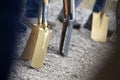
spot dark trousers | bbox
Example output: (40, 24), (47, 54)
(84, 0), (106, 30)
(25, 0), (82, 18)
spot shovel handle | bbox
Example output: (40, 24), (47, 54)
(59, 0), (75, 56)
(69, 0), (75, 20)
(63, 0), (68, 18)
(38, 0), (43, 25)
(42, 0), (49, 28)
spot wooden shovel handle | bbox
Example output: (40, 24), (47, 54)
(63, 0), (68, 18)
(38, 0), (49, 27)
(42, 0), (49, 29)
(100, 0), (109, 17)
(70, 0), (72, 19)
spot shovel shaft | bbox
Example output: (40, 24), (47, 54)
(59, 0), (75, 56)
(38, 0), (49, 27)
(59, 19), (68, 55)
(63, 0), (68, 18)
(42, 0), (49, 27)
(38, 0), (43, 25)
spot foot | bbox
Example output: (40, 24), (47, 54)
(57, 15), (81, 29)
(57, 14), (64, 23)
(48, 21), (55, 29)
(84, 24), (91, 30)
(84, 14), (92, 30)
(107, 30), (113, 37)
(73, 20), (81, 29)
(57, 16), (81, 29)
(57, 9), (64, 23)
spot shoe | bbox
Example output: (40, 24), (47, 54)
(57, 9), (64, 23)
(84, 14), (92, 30)
(73, 20), (81, 29)
(48, 21), (55, 29)
(57, 9), (81, 29)
(107, 30), (113, 37)
(57, 15), (81, 29)
(84, 24), (91, 30)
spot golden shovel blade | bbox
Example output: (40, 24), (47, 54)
(91, 12), (109, 42)
(21, 25), (40, 60)
(31, 26), (52, 68)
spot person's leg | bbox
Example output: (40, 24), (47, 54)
(84, 0), (106, 30)
(92, 0), (106, 12)
(15, 0), (27, 32)
(57, 0), (83, 29)
(73, 0), (83, 29)
(84, 13), (92, 30)
(25, 0), (41, 18)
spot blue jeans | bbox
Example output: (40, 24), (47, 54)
(25, 0), (41, 17)
(75, 0), (83, 8)
(25, 0), (82, 18)
(93, 0), (106, 12)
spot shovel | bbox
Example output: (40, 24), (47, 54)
(91, 0), (109, 42)
(21, 0), (52, 68)
(59, 0), (75, 56)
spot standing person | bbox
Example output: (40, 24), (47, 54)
(57, 0), (83, 29)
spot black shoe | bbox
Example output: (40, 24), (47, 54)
(57, 16), (81, 29)
(73, 20), (81, 29)
(57, 14), (64, 23)
(57, 9), (81, 29)
(57, 9), (64, 23)
(107, 30), (113, 37)
(84, 14), (92, 30)
(84, 24), (91, 30)
(48, 21), (55, 29)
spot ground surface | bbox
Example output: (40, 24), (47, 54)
(9, 0), (119, 80)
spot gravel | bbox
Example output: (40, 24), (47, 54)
(9, 0), (117, 80)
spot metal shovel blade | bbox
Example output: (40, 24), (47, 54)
(63, 20), (73, 56)
(31, 27), (52, 68)
(21, 25), (40, 60)
(91, 12), (109, 42)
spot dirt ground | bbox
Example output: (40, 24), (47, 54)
(9, 0), (119, 80)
